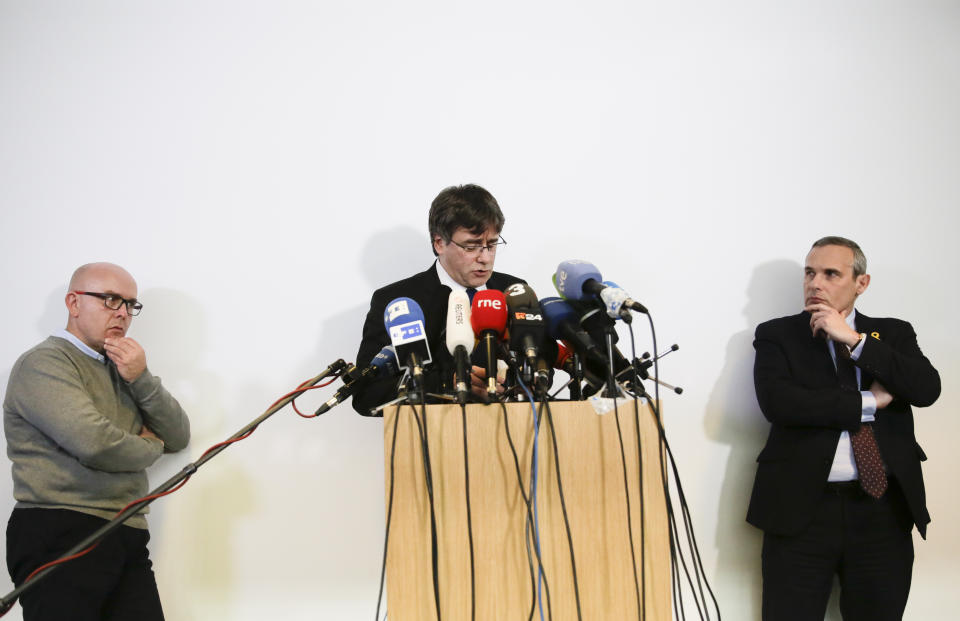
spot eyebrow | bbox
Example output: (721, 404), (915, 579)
(102, 291), (138, 300)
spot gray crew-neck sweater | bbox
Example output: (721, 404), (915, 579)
(3, 336), (190, 529)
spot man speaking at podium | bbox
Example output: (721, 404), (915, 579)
(748, 237), (940, 621)
(352, 184), (525, 415)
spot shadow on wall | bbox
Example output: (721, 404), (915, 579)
(306, 225), (428, 377)
(264, 226), (430, 597)
(37, 284), (68, 338)
(132, 287), (238, 621)
(704, 259), (799, 620)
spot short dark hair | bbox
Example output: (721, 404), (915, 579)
(428, 184), (505, 256)
(811, 236), (867, 276)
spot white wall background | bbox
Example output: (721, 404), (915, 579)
(1, 1), (957, 619)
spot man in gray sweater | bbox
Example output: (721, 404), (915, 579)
(3, 262), (190, 621)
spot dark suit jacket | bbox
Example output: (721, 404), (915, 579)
(747, 310), (940, 538)
(351, 263), (525, 415)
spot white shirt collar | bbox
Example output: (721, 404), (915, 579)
(54, 328), (106, 363)
(435, 260), (488, 294)
(845, 308), (858, 329)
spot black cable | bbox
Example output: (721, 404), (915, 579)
(629, 314), (722, 620)
(375, 404), (401, 621)
(460, 402), (476, 621)
(517, 381), (554, 621)
(611, 395), (643, 619)
(542, 400), (583, 621)
(627, 329), (647, 621)
(500, 400), (553, 621)
(411, 402), (443, 621)
(651, 393), (723, 619)
(645, 383), (722, 620)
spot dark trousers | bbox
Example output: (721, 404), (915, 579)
(6, 508), (164, 621)
(761, 479), (915, 621)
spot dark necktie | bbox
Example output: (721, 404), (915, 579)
(466, 288), (477, 303)
(835, 341), (888, 498)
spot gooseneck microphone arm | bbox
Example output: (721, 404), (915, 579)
(480, 331), (499, 397)
(601, 330), (620, 398)
(454, 345), (470, 406)
(0, 359), (349, 616)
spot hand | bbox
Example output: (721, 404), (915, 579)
(104, 337), (147, 382)
(138, 423), (164, 447)
(805, 303), (860, 345)
(470, 365), (505, 399)
(869, 379), (893, 409)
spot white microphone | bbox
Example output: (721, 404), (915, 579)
(446, 290), (474, 404)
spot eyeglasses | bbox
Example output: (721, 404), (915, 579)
(448, 235), (507, 254)
(73, 291), (143, 316)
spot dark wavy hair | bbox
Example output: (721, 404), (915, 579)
(428, 184), (505, 256)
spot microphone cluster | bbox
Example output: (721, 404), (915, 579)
(322, 259), (675, 414)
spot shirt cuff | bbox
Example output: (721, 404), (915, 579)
(860, 391), (877, 422)
(849, 334), (866, 360)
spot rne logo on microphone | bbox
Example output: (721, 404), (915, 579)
(476, 299), (503, 310)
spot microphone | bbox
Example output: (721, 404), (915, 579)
(570, 298), (634, 397)
(315, 346), (399, 415)
(598, 280), (634, 323)
(553, 260), (648, 316)
(383, 297), (432, 382)
(470, 289), (508, 397)
(503, 283), (545, 368)
(446, 290), (474, 405)
(540, 296), (608, 368)
(554, 341), (605, 395)
(575, 300), (632, 374)
(505, 283), (555, 392)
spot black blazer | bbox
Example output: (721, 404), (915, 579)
(352, 263), (525, 415)
(747, 311), (940, 537)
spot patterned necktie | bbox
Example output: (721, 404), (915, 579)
(835, 341), (888, 498)
(466, 288), (477, 303)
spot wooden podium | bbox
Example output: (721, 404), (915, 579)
(383, 400), (671, 620)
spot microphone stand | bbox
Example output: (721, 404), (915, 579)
(569, 352), (584, 400)
(601, 327), (621, 399)
(0, 358), (348, 616)
(621, 345), (684, 395)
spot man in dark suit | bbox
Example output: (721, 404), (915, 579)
(352, 184), (525, 415)
(748, 236), (940, 621)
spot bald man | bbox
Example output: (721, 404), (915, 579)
(3, 263), (190, 621)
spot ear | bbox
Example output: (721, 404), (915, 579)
(432, 235), (445, 255)
(855, 273), (870, 296)
(65, 291), (81, 318)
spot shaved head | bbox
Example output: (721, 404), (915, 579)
(69, 262), (136, 293)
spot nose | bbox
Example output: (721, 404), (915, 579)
(114, 303), (130, 318)
(476, 249), (492, 264)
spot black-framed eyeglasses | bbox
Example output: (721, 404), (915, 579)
(448, 235), (507, 254)
(73, 291), (143, 316)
